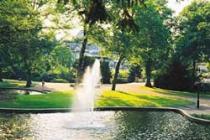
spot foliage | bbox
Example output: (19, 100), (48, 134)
(128, 64), (142, 82)
(100, 60), (111, 84)
(50, 44), (74, 68)
(0, 0), (56, 86)
(116, 69), (129, 83)
(207, 63), (210, 71)
(176, 0), (210, 63)
(51, 78), (69, 83)
(133, 0), (171, 86)
(154, 58), (194, 91)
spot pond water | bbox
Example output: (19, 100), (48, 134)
(0, 111), (210, 140)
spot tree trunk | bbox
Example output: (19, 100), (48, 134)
(145, 60), (152, 87)
(112, 56), (124, 91)
(26, 70), (32, 87)
(77, 24), (88, 81)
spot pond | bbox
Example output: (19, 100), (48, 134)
(0, 111), (210, 140)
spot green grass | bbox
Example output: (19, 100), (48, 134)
(0, 79), (36, 88)
(0, 80), (198, 108)
(192, 114), (210, 120)
(0, 88), (194, 109)
(0, 91), (74, 108)
(97, 90), (193, 107)
(153, 87), (210, 99)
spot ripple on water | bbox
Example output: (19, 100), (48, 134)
(0, 111), (210, 140)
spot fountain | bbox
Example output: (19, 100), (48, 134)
(69, 59), (103, 128)
(72, 59), (101, 111)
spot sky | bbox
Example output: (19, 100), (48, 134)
(167, 0), (193, 16)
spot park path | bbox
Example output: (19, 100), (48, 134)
(33, 82), (210, 115)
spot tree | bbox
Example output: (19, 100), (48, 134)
(133, 0), (171, 87)
(57, 0), (109, 80)
(94, 20), (137, 90)
(49, 44), (75, 81)
(0, 0), (55, 87)
(154, 57), (194, 91)
(57, 0), (147, 80)
(128, 64), (142, 82)
(175, 0), (210, 84)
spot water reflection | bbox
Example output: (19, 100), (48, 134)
(113, 111), (210, 140)
(0, 111), (210, 140)
(0, 113), (32, 139)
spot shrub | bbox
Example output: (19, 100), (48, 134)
(128, 65), (142, 82)
(154, 59), (194, 91)
(59, 69), (76, 83)
(199, 83), (210, 92)
(51, 78), (69, 83)
(116, 70), (129, 83)
(100, 61), (111, 84)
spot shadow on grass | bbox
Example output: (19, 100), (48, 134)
(0, 81), (21, 88)
(0, 80), (37, 88)
(97, 90), (193, 108)
(152, 87), (210, 99)
(117, 91), (193, 107)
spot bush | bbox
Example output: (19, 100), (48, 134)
(100, 61), (111, 84)
(51, 78), (69, 83)
(154, 59), (194, 91)
(116, 78), (128, 83)
(119, 69), (129, 79)
(42, 73), (56, 82)
(128, 65), (142, 82)
(116, 70), (129, 83)
(199, 83), (210, 92)
(59, 69), (76, 83)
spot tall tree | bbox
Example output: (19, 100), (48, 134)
(176, 0), (210, 83)
(92, 1), (139, 90)
(57, 0), (109, 80)
(133, 0), (171, 87)
(0, 0), (55, 87)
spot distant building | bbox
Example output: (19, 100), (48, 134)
(67, 42), (100, 59)
(66, 41), (129, 70)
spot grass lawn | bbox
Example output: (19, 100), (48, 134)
(1, 79), (206, 108)
(0, 79), (36, 88)
(97, 89), (193, 107)
(0, 91), (74, 108)
(0, 85), (194, 108)
(192, 114), (210, 120)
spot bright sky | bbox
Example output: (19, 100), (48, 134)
(167, 0), (193, 16)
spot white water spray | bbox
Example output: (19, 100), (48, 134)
(68, 59), (103, 129)
(72, 59), (101, 111)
